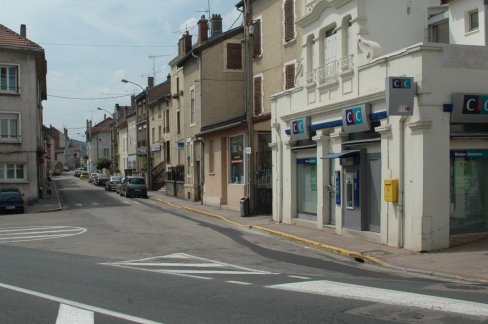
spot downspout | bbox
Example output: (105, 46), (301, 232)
(485, 0), (488, 46)
(398, 115), (406, 248)
(272, 120), (283, 223)
(191, 50), (203, 204)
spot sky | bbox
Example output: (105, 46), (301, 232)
(1, 1), (242, 141)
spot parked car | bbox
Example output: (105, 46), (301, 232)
(89, 173), (99, 183)
(0, 188), (24, 214)
(94, 174), (109, 186)
(119, 176), (148, 198)
(80, 171), (90, 180)
(74, 169), (81, 177)
(105, 176), (122, 191)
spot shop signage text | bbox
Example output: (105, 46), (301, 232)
(289, 117), (311, 141)
(386, 76), (415, 116)
(451, 93), (488, 123)
(342, 104), (371, 133)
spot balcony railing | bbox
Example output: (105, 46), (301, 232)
(305, 54), (354, 84)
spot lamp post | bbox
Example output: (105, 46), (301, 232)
(97, 107), (115, 174)
(121, 79), (151, 190)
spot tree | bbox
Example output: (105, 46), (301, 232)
(96, 157), (111, 171)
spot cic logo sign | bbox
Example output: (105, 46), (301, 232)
(289, 117), (310, 141)
(462, 95), (488, 115)
(292, 119), (305, 135)
(392, 78), (412, 89)
(345, 107), (363, 126)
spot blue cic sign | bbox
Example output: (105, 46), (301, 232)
(342, 104), (371, 133)
(289, 117), (310, 141)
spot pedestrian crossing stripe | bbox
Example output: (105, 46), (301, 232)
(102, 253), (276, 279)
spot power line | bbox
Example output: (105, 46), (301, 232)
(48, 94), (131, 100)
(39, 42), (175, 48)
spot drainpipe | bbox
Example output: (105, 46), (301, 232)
(398, 115), (406, 248)
(191, 51), (204, 204)
(485, 0), (488, 46)
(272, 121), (283, 223)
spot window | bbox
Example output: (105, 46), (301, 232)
(230, 135), (244, 184)
(285, 63), (295, 90)
(177, 111), (181, 134)
(252, 19), (262, 58)
(164, 110), (170, 132)
(103, 148), (109, 157)
(0, 163), (25, 181)
(284, 0), (295, 43)
(209, 139), (215, 174)
(254, 75), (263, 115)
(158, 125), (161, 141)
(151, 127), (155, 144)
(226, 43), (242, 70)
(325, 27), (338, 64)
(0, 112), (20, 141)
(469, 9), (479, 32)
(165, 140), (170, 162)
(0, 65), (19, 93)
(190, 88), (195, 125)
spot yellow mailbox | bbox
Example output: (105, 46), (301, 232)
(384, 178), (398, 202)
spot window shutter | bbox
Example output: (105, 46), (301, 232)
(227, 43), (242, 69)
(284, 0), (294, 42)
(254, 76), (262, 115)
(253, 19), (261, 57)
(285, 64), (295, 90)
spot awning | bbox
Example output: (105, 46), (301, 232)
(321, 150), (360, 159)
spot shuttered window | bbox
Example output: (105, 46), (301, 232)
(284, 0), (295, 42)
(227, 43), (242, 70)
(254, 76), (262, 115)
(285, 64), (295, 90)
(253, 19), (262, 58)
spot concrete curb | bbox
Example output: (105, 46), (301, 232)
(152, 197), (387, 267)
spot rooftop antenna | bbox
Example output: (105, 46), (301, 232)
(142, 54), (169, 81)
(196, 0), (211, 17)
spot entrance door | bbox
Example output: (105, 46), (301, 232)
(297, 157), (317, 221)
(367, 153), (381, 232)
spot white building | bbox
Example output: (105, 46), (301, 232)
(271, 0), (488, 251)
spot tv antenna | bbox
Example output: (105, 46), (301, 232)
(142, 54), (169, 81)
(196, 0), (211, 17)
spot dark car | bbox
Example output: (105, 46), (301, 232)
(0, 188), (25, 214)
(94, 174), (109, 186)
(119, 176), (148, 198)
(105, 176), (122, 191)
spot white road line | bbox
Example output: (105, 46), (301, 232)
(91, 202), (99, 206)
(56, 304), (94, 324)
(0, 282), (162, 324)
(288, 275), (311, 280)
(75, 203), (83, 207)
(226, 281), (253, 285)
(267, 280), (488, 317)
(0, 226), (87, 243)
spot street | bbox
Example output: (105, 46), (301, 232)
(0, 175), (486, 323)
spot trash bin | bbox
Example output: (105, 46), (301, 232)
(240, 197), (249, 217)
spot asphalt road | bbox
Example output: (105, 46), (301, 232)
(0, 174), (486, 323)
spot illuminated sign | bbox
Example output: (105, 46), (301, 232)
(342, 104), (371, 133)
(452, 93), (488, 123)
(289, 117), (310, 141)
(386, 77), (415, 116)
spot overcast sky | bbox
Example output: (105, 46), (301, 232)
(1, 1), (242, 141)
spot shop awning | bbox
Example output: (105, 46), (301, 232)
(321, 150), (360, 159)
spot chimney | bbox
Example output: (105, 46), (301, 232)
(20, 24), (26, 38)
(148, 76), (154, 88)
(210, 14), (223, 37)
(167, 73), (171, 81)
(179, 31), (193, 56)
(198, 15), (208, 44)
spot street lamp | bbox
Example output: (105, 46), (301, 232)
(121, 79), (151, 190)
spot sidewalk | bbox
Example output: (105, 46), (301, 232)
(27, 184), (488, 284)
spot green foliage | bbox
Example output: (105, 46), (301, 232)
(96, 157), (111, 170)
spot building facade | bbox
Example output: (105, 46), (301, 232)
(0, 24), (47, 202)
(271, 0), (488, 251)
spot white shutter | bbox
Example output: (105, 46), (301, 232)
(325, 33), (338, 64)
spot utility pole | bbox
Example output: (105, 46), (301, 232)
(243, 0), (255, 215)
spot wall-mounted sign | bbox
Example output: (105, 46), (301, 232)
(289, 117), (311, 141)
(137, 146), (148, 155)
(451, 93), (488, 123)
(177, 141), (185, 150)
(151, 143), (161, 152)
(385, 77), (415, 116)
(342, 104), (371, 133)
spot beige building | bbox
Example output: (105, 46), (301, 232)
(0, 24), (47, 202)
